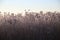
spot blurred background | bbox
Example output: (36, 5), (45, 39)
(0, 0), (60, 13)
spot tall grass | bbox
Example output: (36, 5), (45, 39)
(0, 11), (60, 40)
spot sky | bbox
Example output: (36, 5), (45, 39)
(0, 0), (60, 13)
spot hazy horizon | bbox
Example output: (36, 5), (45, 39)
(0, 0), (60, 13)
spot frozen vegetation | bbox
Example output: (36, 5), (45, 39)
(0, 11), (60, 40)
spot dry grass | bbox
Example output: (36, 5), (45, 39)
(0, 11), (60, 40)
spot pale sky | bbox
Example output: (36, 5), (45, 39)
(0, 0), (60, 12)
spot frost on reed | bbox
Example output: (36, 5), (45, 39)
(0, 11), (60, 40)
